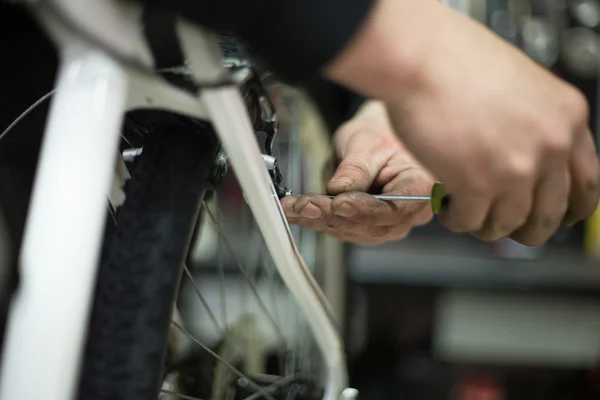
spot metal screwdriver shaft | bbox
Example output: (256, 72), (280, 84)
(320, 182), (451, 214)
(324, 194), (431, 202)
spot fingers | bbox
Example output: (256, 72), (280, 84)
(442, 170), (569, 245)
(331, 171), (433, 226)
(282, 193), (419, 245)
(329, 189), (432, 228)
(283, 195), (353, 231)
(438, 189), (492, 234)
(563, 128), (600, 226)
(475, 189), (532, 242)
(284, 194), (397, 234)
(327, 131), (394, 194)
(509, 169), (569, 246)
(438, 129), (593, 245)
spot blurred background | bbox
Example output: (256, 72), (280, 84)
(345, 1), (600, 399)
(2, 0), (600, 399)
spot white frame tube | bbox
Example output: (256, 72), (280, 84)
(0, 44), (128, 400)
(203, 88), (348, 400)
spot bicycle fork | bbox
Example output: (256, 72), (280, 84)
(0, 44), (128, 400)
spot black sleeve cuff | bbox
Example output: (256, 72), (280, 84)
(168, 0), (374, 83)
(239, 0), (374, 83)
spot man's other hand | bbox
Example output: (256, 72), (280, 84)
(281, 101), (433, 245)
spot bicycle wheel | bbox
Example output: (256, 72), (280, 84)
(172, 83), (348, 400)
(0, 76), (349, 400)
(0, 22), (350, 399)
(76, 119), (220, 400)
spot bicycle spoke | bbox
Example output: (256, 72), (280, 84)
(107, 200), (117, 225)
(171, 321), (277, 400)
(0, 89), (55, 141)
(183, 264), (227, 337)
(282, 115), (304, 379)
(264, 253), (282, 338)
(211, 201), (228, 330)
(240, 220), (262, 320)
(242, 374), (302, 400)
(203, 203), (286, 344)
(160, 389), (205, 400)
(261, 251), (288, 375)
(245, 223), (263, 289)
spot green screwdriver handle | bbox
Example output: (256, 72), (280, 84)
(431, 182), (450, 214)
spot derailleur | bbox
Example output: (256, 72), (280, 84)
(209, 60), (293, 199)
(238, 61), (292, 199)
(262, 154), (293, 199)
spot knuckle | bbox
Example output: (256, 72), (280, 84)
(538, 214), (561, 230)
(325, 218), (341, 230)
(325, 216), (355, 231)
(542, 131), (571, 157)
(506, 157), (535, 182)
(580, 197), (599, 220)
(512, 218), (559, 247)
(522, 116), (572, 159)
(568, 180), (600, 222)
(564, 86), (589, 126)
(341, 156), (371, 177)
(463, 179), (489, 199)
(464, 218), (486, 232)
(532, 115), (572, 156)
(444, 216), (484, 233)
(587, 175), (600, 200)
(531, 214), (560, 234)
(477, 223), (512, 242)
(514, 232), (548, 247)
(292, 197), (310, 214)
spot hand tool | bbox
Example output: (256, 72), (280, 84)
(323, 182), (450, 214)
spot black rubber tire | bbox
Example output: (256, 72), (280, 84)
(77, 123), (220, 400)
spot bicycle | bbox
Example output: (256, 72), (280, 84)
(0, 1), (353, 399)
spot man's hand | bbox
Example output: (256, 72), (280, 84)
(281, 101), (433, 245)
(324, 0), (600, 246)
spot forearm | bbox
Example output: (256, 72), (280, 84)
(323, 0), (441, 102)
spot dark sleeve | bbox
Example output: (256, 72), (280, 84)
(164, 0), (375, 83)
(302, 78), (367, 135)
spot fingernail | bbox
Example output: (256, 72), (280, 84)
(334, 202), (356, 218)
(281, 198), (298, 217)
(328, 177), (354, 191)
(299, 203), (322, 220)
(562, 213), (574, 228)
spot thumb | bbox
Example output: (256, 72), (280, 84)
(327, 137), (390, 194)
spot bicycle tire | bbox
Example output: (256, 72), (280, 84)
(77, 121), (220, 400)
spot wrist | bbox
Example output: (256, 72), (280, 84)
(323, 0), (437, 102)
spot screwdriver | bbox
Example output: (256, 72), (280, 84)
(323, 182), (450, 214)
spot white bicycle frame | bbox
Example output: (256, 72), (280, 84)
(0, 1), (348, 399)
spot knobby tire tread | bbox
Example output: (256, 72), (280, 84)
(77, 125), (219, 400)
